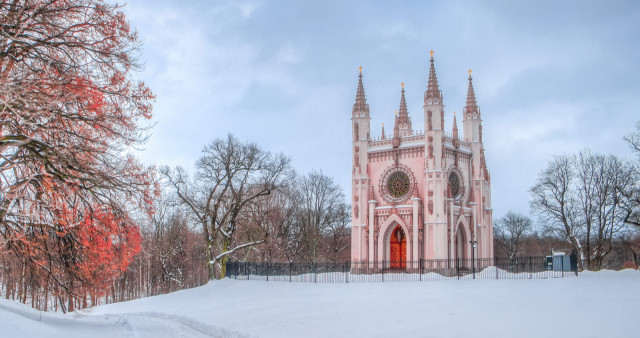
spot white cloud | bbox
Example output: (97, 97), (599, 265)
(122, 0), (640, 221)
(235, 1), (260, 18)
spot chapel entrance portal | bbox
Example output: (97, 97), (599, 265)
(390, 225), (407, 269)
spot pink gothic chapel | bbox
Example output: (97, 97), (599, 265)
(350, 52), (493, 268)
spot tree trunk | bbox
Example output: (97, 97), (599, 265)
(219, 238), (230, 279)
(206, 239), (215, 280)
(68, 294), (74, 313)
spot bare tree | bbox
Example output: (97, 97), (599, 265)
(296, 171), (346, 263)
(231, 173), (351, 264)
(621, 121), (640, 227)
(530, 155), (582, 261)
(624, 121), (640, 154)
(531, 151), (635, 270)
(231, 185), (308, 263)
(162, 134), (292, 279)
(618, 229), (640, 269)
(494, 211), (533, 260)
(323, 202), (351, 262)
(277, 187), (308, 262)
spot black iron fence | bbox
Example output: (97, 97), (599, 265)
(227, 255), (578, 283)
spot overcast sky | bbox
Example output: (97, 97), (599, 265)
(123, 0), (640, 224)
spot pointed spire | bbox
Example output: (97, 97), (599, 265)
(392, 114), (400, 148)
(398, 82), (411, 124)
(381, 123), (386, 140)
(396, 83), (413, 137)
(424, 50), (442, 104)
(352, 67), (369, 117)
(393, 110), (399, 132)
(464, 69), (479, 117)
(452, 112), (459, 140)
(452, 112), (459, 149)
(398, 83), (409, 123)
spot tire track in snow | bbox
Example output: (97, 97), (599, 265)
(112, 314), (139, 338)
(115, 312), (248, 338)
(125, 312), (248, 338)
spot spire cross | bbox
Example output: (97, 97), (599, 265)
(395, 110), (398, 116)
(358, 65), (363, 73)
(468, 69), (472, 77)
(401, 82), (405, 89)
(429, 50), (434, 58)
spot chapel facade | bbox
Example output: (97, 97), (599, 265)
(350, 52), (493, 267)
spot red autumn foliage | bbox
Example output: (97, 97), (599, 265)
(75, 206), (142, 289)
(0, 0), (157, 310)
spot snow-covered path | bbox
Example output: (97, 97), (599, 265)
(0, 300), (243, 338)
(1, 270), (639, 337)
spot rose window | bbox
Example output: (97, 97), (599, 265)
(387, 171), (411, 199)
(449, 172), (460, 198)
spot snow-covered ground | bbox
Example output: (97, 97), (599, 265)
(1, 270), (638, 338)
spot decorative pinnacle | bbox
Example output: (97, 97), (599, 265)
(468, 69), (472, 77)
(397, 83), (411, 127)
(429, 50), (434, 58)
(453, 112), (458, 128)
(358, 65), (363, 73)
(453, 112), (459, 142)
(395, 110), (398, 116)
(392, 111), (401, 148)
(352, 69), (369, 116)
(464, 71), (479, 116)
(425, 50), (442, 102)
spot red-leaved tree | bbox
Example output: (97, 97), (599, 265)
(0, 0), (156, 310)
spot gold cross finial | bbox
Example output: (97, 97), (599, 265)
(382, 123), (384, 127)
(395, 110), (398, 115)
(429, 50), (434, 58)
(468, 69), (472, 77)
(401, 82), (405, 89)
(454, 111), (457, 116)
(358, 65), (363, 73)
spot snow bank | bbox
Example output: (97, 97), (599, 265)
(579, 268), (639, 278)
(1, 270), (638, 337)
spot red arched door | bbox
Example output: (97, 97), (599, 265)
(390, 225), (407, 269)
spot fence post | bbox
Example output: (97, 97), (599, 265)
(344, 261), (348, 283)
(472, 258), (475, 280)
(289, 262), (292, 282)
(561, 256), (565, 278)
(419, 259), (422, 282)
(529, 256), (532, 279)
(266, 262), (269, 282)
(314, 263), (317, 283)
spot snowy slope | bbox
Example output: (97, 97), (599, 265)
(1, 270), (639, 338)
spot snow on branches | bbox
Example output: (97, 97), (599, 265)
(0, 0), (157, 310)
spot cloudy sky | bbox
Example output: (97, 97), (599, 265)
(123, 0), (640, 223)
